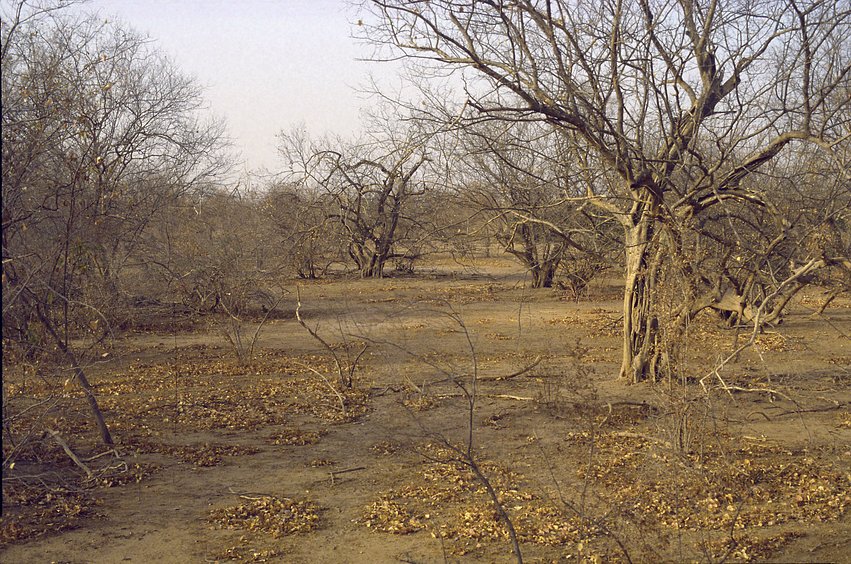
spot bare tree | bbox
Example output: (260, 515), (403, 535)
(279, 127), (432, 279)
(2, 5), (228, 447)
(453, 120), (621, 288)
(365, 0), (851, 381)
(262, 182), (347, 279)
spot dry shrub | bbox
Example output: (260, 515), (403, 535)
(534, 344), (599, 419)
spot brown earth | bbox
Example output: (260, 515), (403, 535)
(2, 256), (850, 563)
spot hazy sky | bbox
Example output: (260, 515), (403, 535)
(76, 0), (397, 173)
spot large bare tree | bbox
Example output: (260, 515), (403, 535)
(453, 120), (620, 288)
(279, 127), (433, 279)
(365, 0), (851, 382)
(262, 182), (346, 279)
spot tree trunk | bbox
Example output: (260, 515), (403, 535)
(530, 260), (558, 288)
(63, 346), (115, 447)
(362, 258), (386, 278)
(815, 287), (841, 315)
(34, 305), (114, 446)
(620, 220), (664, 383)
(362, 248), (387, 278)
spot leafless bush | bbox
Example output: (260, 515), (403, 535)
(278, 126), (438, 279)
(295, 288), (367, 392)
(217, 288), (287, 365)
(2, 3), (228, 450)
(262, 183), (346, 279)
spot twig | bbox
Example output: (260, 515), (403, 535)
(293, 361), (347, 417)
(296, 286), (362, 389)
(776, 402), (844, 417)
(82, 448), (121, 462)
(329, 466), (366, 485)
(715, 385), (794, 402)
(478, 356), (542, 381)
(227, 486), (285, 500)
(432, 392), (534, 401)
(44, 429), (92, 478)
(489, 394), (535, 401)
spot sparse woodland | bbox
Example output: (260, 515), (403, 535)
(2, 1), (850, 562)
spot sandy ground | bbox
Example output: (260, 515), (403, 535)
(3, 257), (850, 563)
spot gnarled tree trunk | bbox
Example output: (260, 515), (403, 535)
(620, 208), (666, 383)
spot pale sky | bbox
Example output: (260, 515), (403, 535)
(75, 0), (398, 173)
